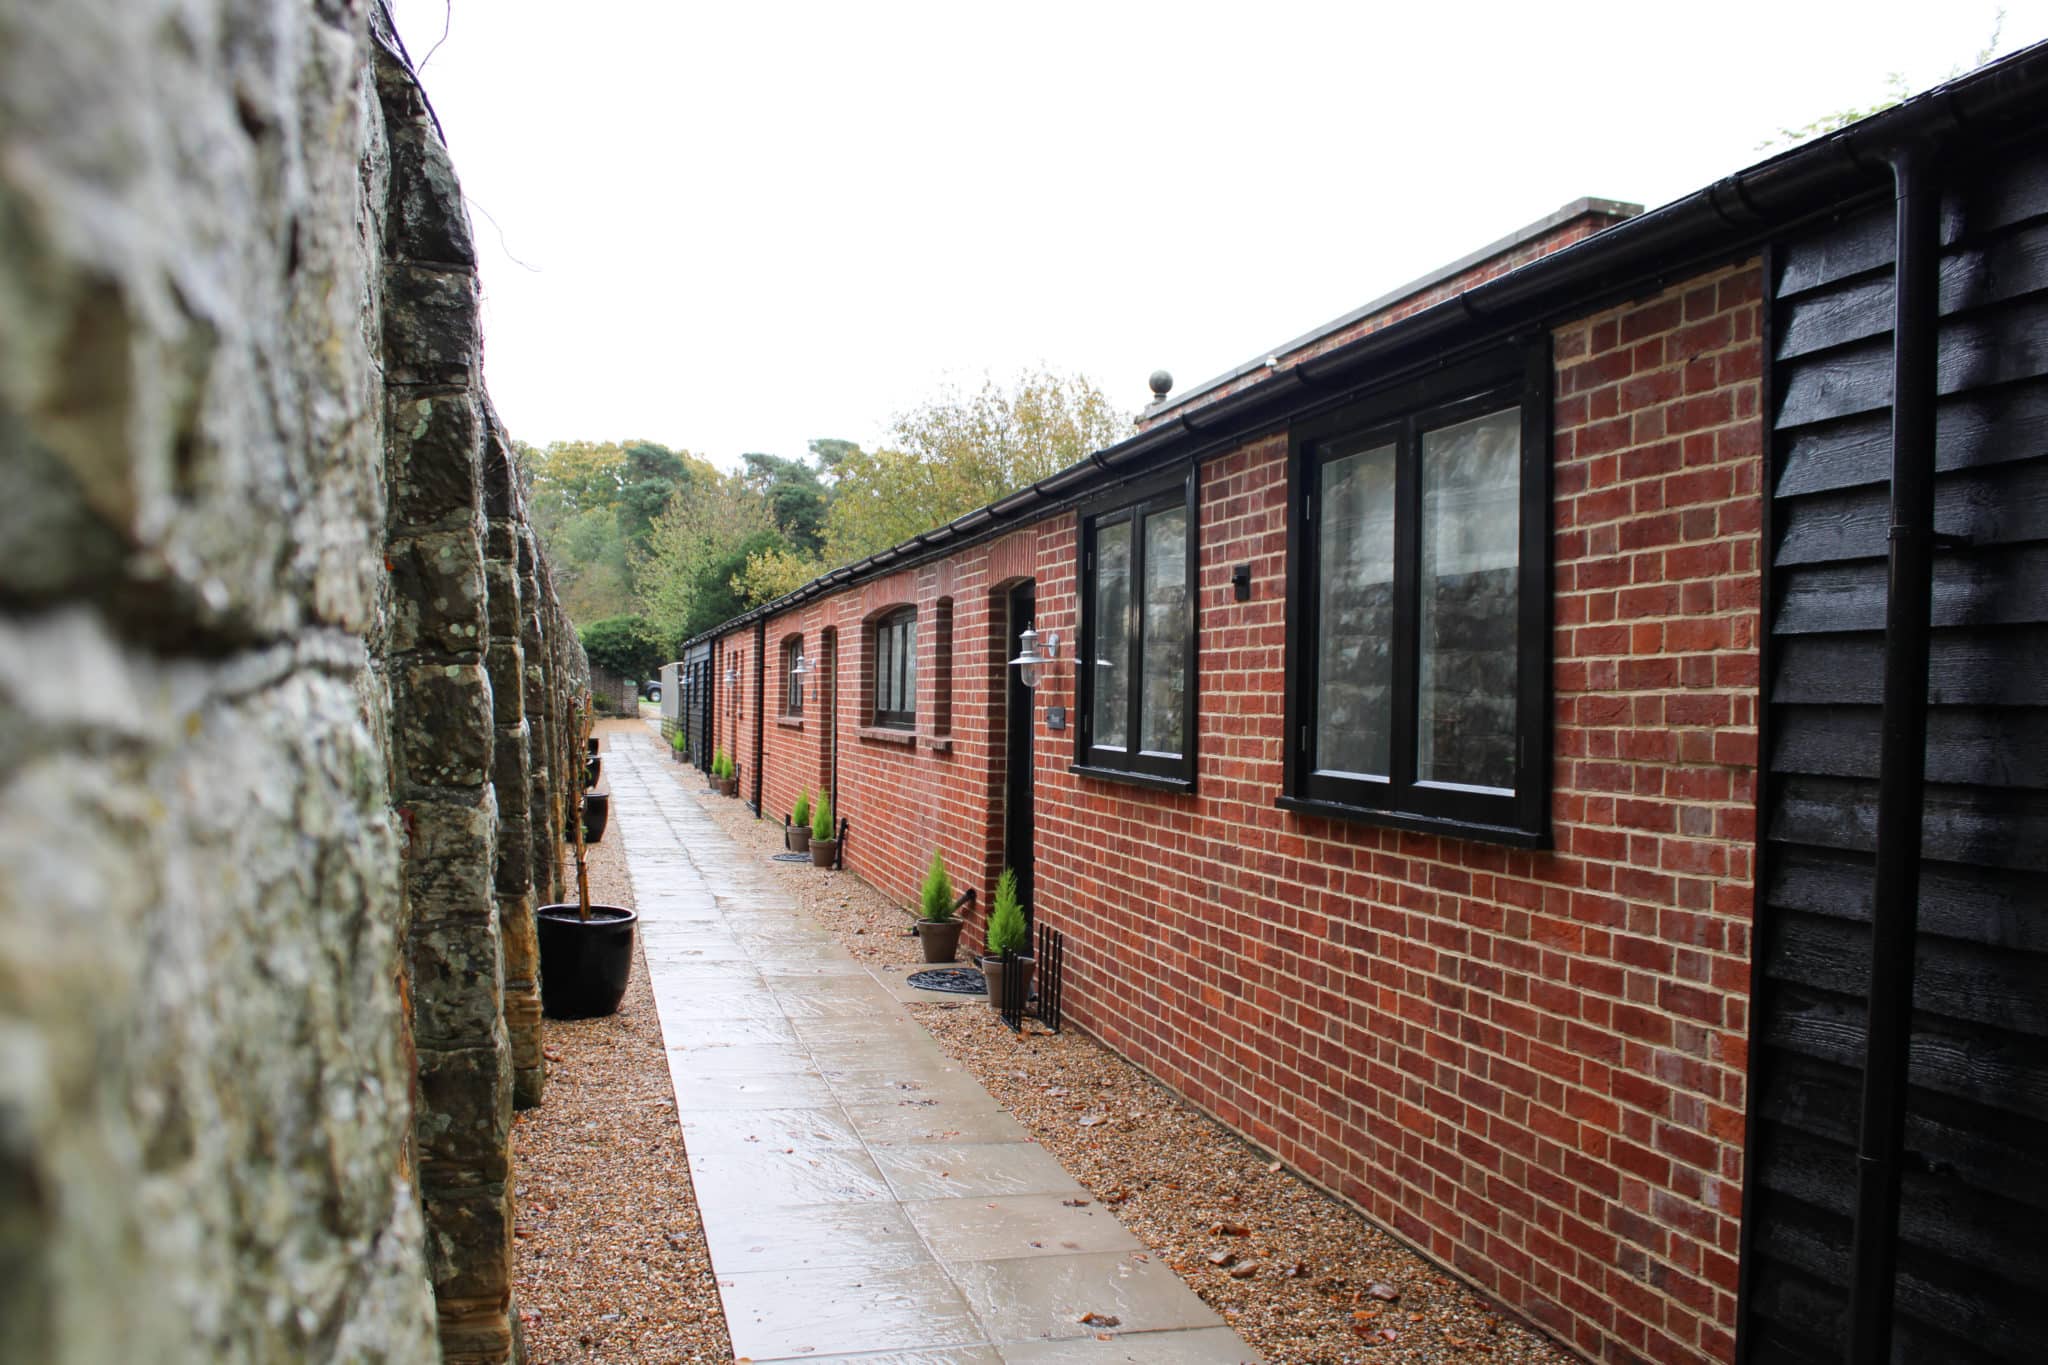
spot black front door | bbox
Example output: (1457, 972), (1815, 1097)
(1003, 584), (1036, 920)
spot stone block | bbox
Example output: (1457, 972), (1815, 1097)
(416, 1045), (512, 1184)
(389, 529), (488, 658)
(405, 794), (498, 917)
(484, 640), (525, 725)
(385, 264), (480, 387)
(389, 390), (483, 529)
(400, 663), (494, 790)
(483, 559), (522, 641)
(410, 916), (506, 1046)
(384, 106), (477, 268)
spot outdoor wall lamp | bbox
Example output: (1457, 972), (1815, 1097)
(791, 654), (811, 678)
(1008, 627), (1059, 688)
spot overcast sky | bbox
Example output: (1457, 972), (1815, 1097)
(392, 0), (2044, 470)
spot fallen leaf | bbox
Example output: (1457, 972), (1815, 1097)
(1207, 1250), (1237, 1268)
(1062, 1198), (1091, 1207)
(1078, 1311), (1121, 1327)
(1229, 1261), (1258, 1279)
(1368, 1282), (1401, 1302)
(1210, 1221), (1251, 1236)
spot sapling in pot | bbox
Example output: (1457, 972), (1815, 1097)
(537, 696), (636, 1018)
(808, 790), (837, 868)
(980, 868), (1035, 1011)
(787, 788), (812, 853)
(913, 850), (965, 963)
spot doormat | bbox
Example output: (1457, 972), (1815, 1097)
(906, 967), (986, 995)
(769, 853), (811, 863)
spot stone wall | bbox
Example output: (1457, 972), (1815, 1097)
(0, 4), (582, 1361)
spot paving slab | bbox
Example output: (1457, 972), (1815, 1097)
(606, 733), (1261, 1364)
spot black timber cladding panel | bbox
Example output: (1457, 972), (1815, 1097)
(1745, 139), (2048, 1363)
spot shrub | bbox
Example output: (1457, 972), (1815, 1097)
(919, 851), (954, 922)
(810, 790), (833, 841)
(985, 868), (1027, 956)
(712, 748), (734, 780)
(792, 788), (811, 826)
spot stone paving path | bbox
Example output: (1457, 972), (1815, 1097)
(607, 731), (1264, 1363)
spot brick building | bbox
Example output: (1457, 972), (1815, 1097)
(682, 46), (2048, 1365)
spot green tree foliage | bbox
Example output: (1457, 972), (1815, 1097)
(823, 369), (1127, 565)
(521, 438), (718, 626)
(633, 470), (782, 642)
(733, 544), (824, 603)
(616, 441), (703, 549)
(985, 868), (1027, 955)
(1763, 13), (2006, 147)
(919, 851), (955, 922)
(578, 614), (666, 679)
(741, 450), (832, 555)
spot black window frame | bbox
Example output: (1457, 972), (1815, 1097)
(1074, 467), (1199, 790)
(1280, 344), (1551, 846)
(872, 607), (917, 730)
(781, 635), (803, 717)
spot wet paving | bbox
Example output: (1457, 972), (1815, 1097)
(608, 730), (1265, 1363)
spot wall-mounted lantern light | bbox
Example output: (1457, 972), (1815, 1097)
(791, 654), (811, 678)
(1008, 627), (1060, 689)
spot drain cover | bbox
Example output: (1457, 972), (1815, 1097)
(907, 967), (986, 995)
(769, 852), (811, 863)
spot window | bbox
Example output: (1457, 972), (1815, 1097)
(1283, 347), (1550, 844)
(873, 608), (917, 729)
(1075, 469), (1198, 787)
(781, 636), (803, 717)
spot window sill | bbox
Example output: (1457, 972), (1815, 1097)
(858, 725), (917, 746)
(924, 736), (952, 753)
(1069, 763), (1195, 795)
(774, 716), (804, 731)
(1274, 794), (1549, 849)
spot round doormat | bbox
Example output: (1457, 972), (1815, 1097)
(906, 967), (986, 995)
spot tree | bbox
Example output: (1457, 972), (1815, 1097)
(633, 470), (781, 643)
(741, 450), (832, 555)
(821, 369), (1128, 565)
(733, 544), (824, 602)
(1763, 13), (2007, 147)
(578, 614), (666, 679)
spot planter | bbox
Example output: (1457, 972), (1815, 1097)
(719, 777), (739, 798)
(537, 904), (637, 1018)
(785, 824), (812, 854)
(585, 754), (602, 788)
(586, 737), (601, 757)
(581, 789), (610, 843)
(981, 954), (1038, 1012)
(915, 919), (964, 963)
(809, 837), (838, 868)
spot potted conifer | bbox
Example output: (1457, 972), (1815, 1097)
(539, 700), (636, 1018)
(980, 868), (1034, 1011)
(712, 748), (738, 797)
(787, 788), (812, 853)
(914, 851), (965, 963)
(808, 791), (837, 868)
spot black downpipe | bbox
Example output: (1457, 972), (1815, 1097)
(752, 620), (766, 818)
(1846, 139), (1940, 1365)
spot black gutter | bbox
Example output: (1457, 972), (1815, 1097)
(1845, 137), (1942, 1365)
(751, 618), (766, 818)
(680, 40), (2048, 654)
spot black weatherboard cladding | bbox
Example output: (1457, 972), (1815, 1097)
(1741, 130), (2048, 1363)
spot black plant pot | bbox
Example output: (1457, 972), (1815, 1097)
(585, 753), (602, 788)
(582, 789), (610, 843)
(537, 904), (636, 1018)
(586, 737), (601, 756)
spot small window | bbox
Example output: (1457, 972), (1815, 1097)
(1075, 469), (1197, 787)
(781, 636), (803, 717)
(1283, 346), (1550, 844)
(873, 608), (917, 729)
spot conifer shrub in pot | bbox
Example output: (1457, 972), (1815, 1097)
(787, 788), (812, 853)
(980, 868), (1034, 1011)
(540, 702), (636, 1018)
(914, 851), (964, 963)
(712, 748), (738, 797)
(807, 791), (837, 868)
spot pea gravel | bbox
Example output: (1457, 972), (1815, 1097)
(511, 721), (731, 1364)
(687, 762), (1578, 1365)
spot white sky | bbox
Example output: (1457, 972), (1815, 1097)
(392, 0), (2045, 470)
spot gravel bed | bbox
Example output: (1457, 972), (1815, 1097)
(682, 767), (1574, 1365)
(512, 721), (731, 1364)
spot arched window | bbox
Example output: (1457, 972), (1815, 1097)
(872, 607), (917, 729)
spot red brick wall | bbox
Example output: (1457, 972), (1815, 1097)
(716, 262), (1763, 1364)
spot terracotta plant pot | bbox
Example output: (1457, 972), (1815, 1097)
(786, 824), (811, 853)
(537, 904), (636, 1018)
(720, 777), (739, 798)
(809, 837), (837, 868)
(981, 954), (1037, 1012)
(581, 789), (609, 843)
(915, 919), (964, 963)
